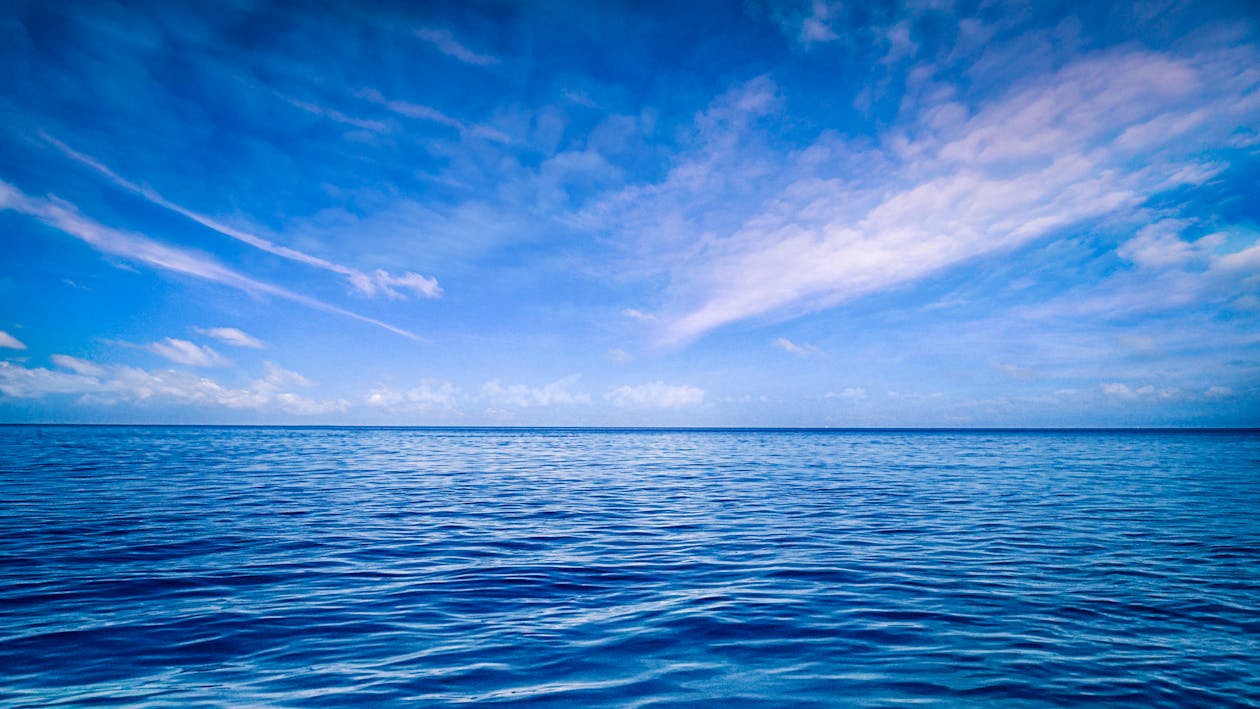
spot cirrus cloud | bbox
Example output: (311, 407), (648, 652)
(146, 338), (229, 367)
(194, 327), (265, 349)
(0, 330), (26, 350)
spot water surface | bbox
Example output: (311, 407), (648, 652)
(1, 427), (1258, 706)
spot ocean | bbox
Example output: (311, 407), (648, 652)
(1, 426), (1257, 706)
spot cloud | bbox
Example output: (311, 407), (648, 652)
(799, 0), (839, 44)
(606, 381), (705, 408)
(356, 89), (511, 144)
(38, 134), (442, 300)
(366, 380), (460, 411)
(1205, 385), (1235, 399)
(1100, 382), (1179, 400)
(275, 92), (391, 133)
(824, 387), (867, 400)
(0, 357), (345, 415)
(146, 338), (229, 367)
(622, 308), (658, 322)
(773, 337), (823, 356)
(366, 269), (443, 300)
(583, 44), (1260, 344)
(50, 354), (103, 376)
(194, 327), (265, 349)
(1118, 220), (1216, 268)
(415, 27), (499, 66)
(481, 375), (591, 407)
(606, 348), (634, 364)
(995, 363), (1036, 380)
(0, 361), (103, 398)
(0, 180), (421, 341)
(0, 330), (26, 350)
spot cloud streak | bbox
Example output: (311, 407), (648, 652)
(0, 180), (422, 341)
(0, 331), (26, 350)
(415, 28), (499, 66)
(146, 338), (229, 367)
(773, 337), (823, 357)
(590, 44), (1260, 344)
(195, 327), (265, 349)
(38, 133), (442, 300)
(355, 89), (511, 144)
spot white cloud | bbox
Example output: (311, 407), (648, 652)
(481, 375), (591, 407)
(258, 362), (315, 389)
(995, 363), (1037, 380)
(0, 357), (345, 415)
(366, 380), (460, 411)
(195, 327), (265, 349)
(147, 338), (229, 367)
(1204, 385), (1234, 399)
(38, 134), (442, 301)
(622, 308), (658, 322)
(580, 44), (1260, 344)
(415, 27), (499, 66)
(1100, 382), (1179, 400)
(0, 361), (102, 398)
(887, 390), (944, 400)
(50, 354), (104, 376)
(276, 92), (390, 132)
(799, 0), (838, 44)
(1118, 220), (1216, 268)
(825, 387), (867, 400)
(367, 269), (442, 299)
(356, 89), (511, 145)
(0, 180), (421, 341)
(606, 348), (634, 364)
(0, 330), (26, 350)
(606, 381), (705, 408)
(773, 337), (823, 356)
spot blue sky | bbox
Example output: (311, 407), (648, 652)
(1, 0), (1258, 426)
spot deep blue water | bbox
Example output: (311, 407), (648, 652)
(1, 427), (1258, 707)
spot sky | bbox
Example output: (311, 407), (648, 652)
(1, 0), (1258, 427)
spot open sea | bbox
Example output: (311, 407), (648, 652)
(1, 426), (1258, 707)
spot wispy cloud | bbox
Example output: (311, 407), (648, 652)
(415, 27), (499, 66)
(366, 380), (460, 412)
(38, 134), (442, 300)
(586, 44), (1260, 345)
(146, 338), (228, 367)
(50, 355), (103, 376)
(622, 308), (657, 322)
(195, 327), (264, 349)
(824, 387), (867, 401)
(773, 337), (824, 357)
(606, 381), (705, 408)
(606, 348), (634, 364)
(355, 89), (511, 143)
(277, 93), (391, 133)
(0, 180), (422, 341)
(0, 330), (26, 350)
(0, 357), (346, 415)
(481, 375), (591, 407)
(1100, 382), (1180, 400)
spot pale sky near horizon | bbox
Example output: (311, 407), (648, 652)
(1, 0), (1258, 426)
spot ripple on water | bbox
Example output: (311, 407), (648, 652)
(1, 426), (1258, 707)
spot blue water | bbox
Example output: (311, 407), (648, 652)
(1, 427), (1258, 707)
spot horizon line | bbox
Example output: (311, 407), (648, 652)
(1, 423), (1256, 433)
